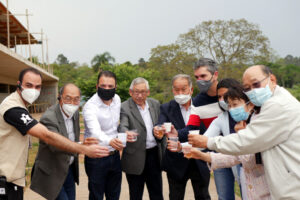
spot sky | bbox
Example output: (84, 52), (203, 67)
(2, 0), (300, 65)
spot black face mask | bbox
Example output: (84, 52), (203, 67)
(97, 87), (116, 101)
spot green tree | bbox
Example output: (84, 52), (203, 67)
(56, 54), (69, 65)
(91, 52), (115, 72)
(177, 19), (272, 77)
(148, 44), (197, 102)
(77, 63), (158, 102)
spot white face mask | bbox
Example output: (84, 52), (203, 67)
(21, 88), (40, 104)
(62, 103), (79, 117)
(174, 94), (191, 105)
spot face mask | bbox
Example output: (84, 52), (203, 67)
(21, 88), (40, 104)
(245, 79), (272, 107)
(62, 103), (79, 117)
(174, 94), (191, 105)
(97, 87), (115, 101)
(219, 100), (228, 111)
(196, 74), (214, 93)
(229, 104), (249, 122)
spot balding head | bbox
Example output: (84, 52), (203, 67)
(242, 65), (276, 93)
(59, 83), (81, 106)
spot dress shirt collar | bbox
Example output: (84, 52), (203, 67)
(137, 100), (149, 111)
(179, 100), (192, 111)
(97, 94), (118, 108)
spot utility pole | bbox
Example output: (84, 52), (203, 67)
(26, 9), (32, 62)
(6, 0), (10, 48)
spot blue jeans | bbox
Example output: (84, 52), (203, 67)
(56, 164), (76, 200)
(84, 153), (122, 200)
(213, 168), (235, 200)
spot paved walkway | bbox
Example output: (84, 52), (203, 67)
(24, 162), (241, 200)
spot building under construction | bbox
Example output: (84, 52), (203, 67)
(0, 1), (58, 112)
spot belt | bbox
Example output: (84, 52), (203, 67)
(109, 150), (119, 156)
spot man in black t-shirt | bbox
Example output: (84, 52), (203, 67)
(0, 68), (109, 200)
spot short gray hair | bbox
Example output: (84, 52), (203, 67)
(129, 77), (150, 90)
(172, 74), (192, 88)
(193, 58), (218, 74)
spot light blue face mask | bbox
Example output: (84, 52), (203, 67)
(245, 79), (272, 107)
(229, 104), (249, 122)
(219, 100), (228, 111)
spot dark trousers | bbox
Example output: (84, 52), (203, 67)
(167, 160), (210, 200)
(125, 147), (163, 200)
(56, 164), (76, 200)
(84, 153), (122, 200)
(1, 182), (23, 200)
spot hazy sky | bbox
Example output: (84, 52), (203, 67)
(2, 0), (300, 65)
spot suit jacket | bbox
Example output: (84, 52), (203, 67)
(158, 99), (210, 181)
(30, 104), (80, 200)
(119, 97), (164, 175)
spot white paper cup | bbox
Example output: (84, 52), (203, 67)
(117, 133), (127, 147)
(169, 136), (178, 151)
(164, 122), (172, 132)
(189, 130), (199, 135)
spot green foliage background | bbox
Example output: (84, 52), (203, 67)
(51, 19), (300, 103)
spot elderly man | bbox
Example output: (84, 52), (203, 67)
(0, 68), (108, 200)
(154, 74), (211, 200)
(30, 83), (82, 200)
(119, 77), (163, 200)
(189, 65), (300, 199)
(83, 70), (123, 200)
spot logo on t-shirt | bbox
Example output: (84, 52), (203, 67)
(20, 113), (33, 125)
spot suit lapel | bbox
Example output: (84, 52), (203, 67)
(72, 111), (80, 142)
(55, 104), (69, 138)
(129, 98), (146, 127)
(170, 101), (186, 129)
(147, 99), (155, 125)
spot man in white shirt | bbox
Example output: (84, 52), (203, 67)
(119, 77), (163, 200)
(83, 71), (123, 200)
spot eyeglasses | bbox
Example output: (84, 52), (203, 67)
(131, 90), (148, 96)
(243, 76), (269, 92)
(62, 96), (81, 104)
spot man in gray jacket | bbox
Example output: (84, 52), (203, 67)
(30, 83), (97, 200)
(189, 65), (300, 199)
(119, 77), (164, 200)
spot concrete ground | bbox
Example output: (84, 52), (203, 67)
(24, 162), (241, 200)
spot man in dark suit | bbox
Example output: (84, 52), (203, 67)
(31, 83), (82, 200)
(119, 77), (164, 200)
(154, 74), (210, 200)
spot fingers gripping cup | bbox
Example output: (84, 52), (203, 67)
(181, 142), (192, 158)
(117, 133), (127, 147)
(156, 125), (164, 138)
(128, 129), (139, 142)
(169, 136), (178, 151)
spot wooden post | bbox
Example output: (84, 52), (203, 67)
(6, 0), (10, 48)
(26, 9), (32, 62)
(41, 29), (45, 68)
(45, 35), (50, 73)
(14, 35), (17, 52)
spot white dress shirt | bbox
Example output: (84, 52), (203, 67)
(179, 103), (191, 125)
(83, 93), (121, 152)
(137, 101), (157, 149)
(60, 106), (75, 165)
